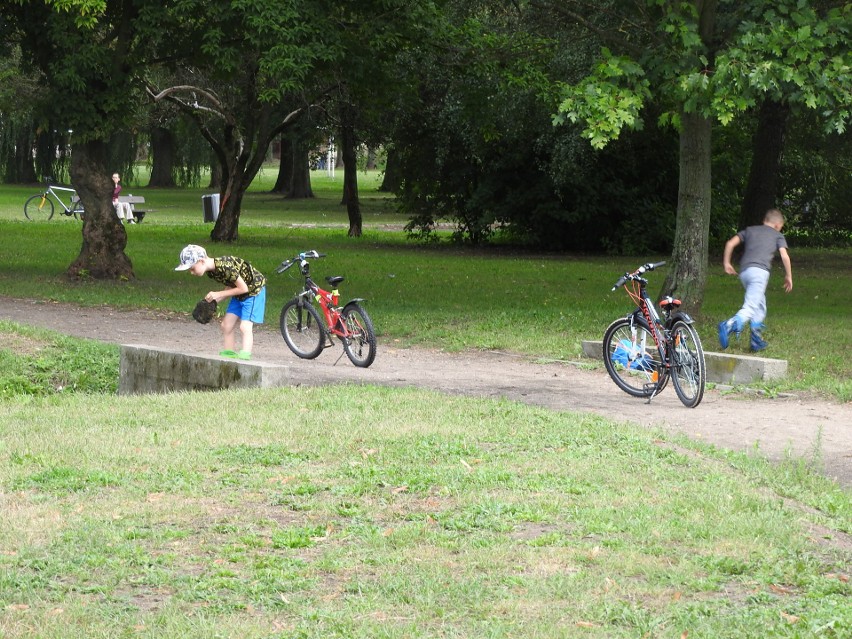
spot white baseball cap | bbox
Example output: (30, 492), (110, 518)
(175, 244), (208, 271)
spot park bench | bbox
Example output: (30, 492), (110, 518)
(71, 195), (150, 222)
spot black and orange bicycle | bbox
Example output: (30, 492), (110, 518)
(276, 250), (376, 368)
(603, 261), (706, 407)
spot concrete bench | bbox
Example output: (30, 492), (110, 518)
(581, 340), (787, 384)
(119, 344), (290, 395)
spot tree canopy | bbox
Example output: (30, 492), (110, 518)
(541, 0), (851, 309)
(0, 0), (848, 291)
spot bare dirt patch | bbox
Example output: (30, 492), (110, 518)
(1, 296), (850, 488)
(0, 330), (51, 357)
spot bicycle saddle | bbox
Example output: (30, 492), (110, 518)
(326, 276), (345, 286)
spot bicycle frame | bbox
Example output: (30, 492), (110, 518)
(45, 185), (80, 214)
(298, 276), (354, 339)
(624, 279), (667, 359)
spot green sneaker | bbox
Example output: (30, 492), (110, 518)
(219, 349), (238, 358)
(237, 350), (252, 360)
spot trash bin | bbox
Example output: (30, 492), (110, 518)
(202, 193), (220, 223)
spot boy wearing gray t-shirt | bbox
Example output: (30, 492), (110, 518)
(719, 209), (793, 352)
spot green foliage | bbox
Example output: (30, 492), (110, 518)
(555, 0), (852, 147)
(0, 321), (119, 396)
(716, 2), (851, 132)
(554, 50), (652, 149)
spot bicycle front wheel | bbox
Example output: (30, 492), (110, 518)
(602, 317), (666, 398)
(341, 303), (376, 368)
(670, 320), (706, 408)
(24, 194), (54, 221)
(280, 299), (325, 359)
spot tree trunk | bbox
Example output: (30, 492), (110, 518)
(661, 112), (712, 313)
(288, 141), (314, 199)
(210, 188), (245, 242)
(8, 127), (37, 183)
(208, 162), (222, 190)
(378, 147), (401, 193)
(739, 98), (789, 228)
(340, 107), (362, 236)
(210, 145), (253, 242)
(272, 134), (294, 194)
(148, 126), (177, 187)
(67, 140), (134, 280)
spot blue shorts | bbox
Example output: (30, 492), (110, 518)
(226, 287), (266, 324)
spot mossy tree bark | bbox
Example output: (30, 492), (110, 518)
(67, 140), (134, 280)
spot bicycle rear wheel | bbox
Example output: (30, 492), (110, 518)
(280, 299), (324, 359)
(670, 320), (706, 408)
(602, 317), (666, 398)
(72, 200), (85, 220)
(24, 194), (54, 221)
(341, 303), (376, 368)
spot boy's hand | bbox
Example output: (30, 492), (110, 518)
(784, 276), (793, 293)
(723, 263), (737, 276)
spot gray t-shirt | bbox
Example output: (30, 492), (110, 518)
(737, 224), (788, 272)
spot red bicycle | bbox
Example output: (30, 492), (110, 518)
(276, 250), (377, 368)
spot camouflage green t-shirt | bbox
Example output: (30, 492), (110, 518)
(207, 256), (266, 300)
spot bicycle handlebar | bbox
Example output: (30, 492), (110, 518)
(611, 261), (666, 291)
(275, 250), (327, 274)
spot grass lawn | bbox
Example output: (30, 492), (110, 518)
(0, 170), (850, 637)
(0, 380), (849, 638)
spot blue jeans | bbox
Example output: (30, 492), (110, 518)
(734, 267), (769, 328)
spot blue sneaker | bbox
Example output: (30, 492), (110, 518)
(750, 329), (767, 352)
(718, 320), (731, 350)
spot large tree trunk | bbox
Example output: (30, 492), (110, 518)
(67, 140), (134, 280)
(340, 105), (362, 236)
(5, 126), (38, 183)
(272, 135), (294, 194)
(210, 186), (246, 242)
(148, 126), (177, 187)
(208, 162), (222, 190)
(289, 142), (314, 199)
(661, 112), (712, 313)
(378, 147), (401, 193)
(209, 133), (256, 242)
(739, 98), (789, 228)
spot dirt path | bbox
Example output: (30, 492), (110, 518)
(3, 296), (850, 488)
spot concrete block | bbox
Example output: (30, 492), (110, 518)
(119, 344), (290, 395)
(581, 340), (787, 384)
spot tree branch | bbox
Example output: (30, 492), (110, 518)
(528, 0), (651, 57)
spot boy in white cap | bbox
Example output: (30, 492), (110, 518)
(175, 245), (266, 360)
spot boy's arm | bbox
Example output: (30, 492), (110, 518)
(779, 247), (793, 292)
(722, 235), (741, 275)
(206, 276), (249, 303)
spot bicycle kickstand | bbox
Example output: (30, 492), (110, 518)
(643, 382), (660, 405)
